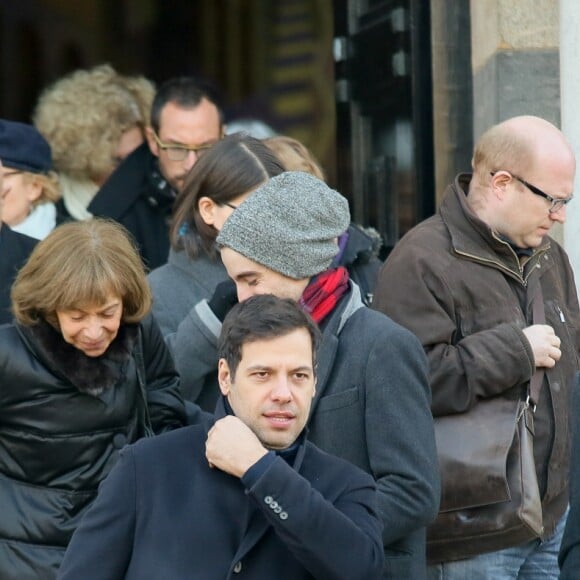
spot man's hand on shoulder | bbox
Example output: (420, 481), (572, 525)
(205, 416), (268, 477)
(523, 324), (562, 368)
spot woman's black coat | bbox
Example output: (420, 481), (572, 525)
(0, 225), (37, 324)
(0, 314), (186, 579)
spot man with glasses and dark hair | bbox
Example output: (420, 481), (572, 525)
(89, 77), (225, 269)
(373, 115), (580, 578)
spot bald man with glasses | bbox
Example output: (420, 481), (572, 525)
(373, 115), (580, 579)
(89, 77), (225, 269)
(489, 171), (573, 215)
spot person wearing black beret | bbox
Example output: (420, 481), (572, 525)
(0, 119), (60, 240)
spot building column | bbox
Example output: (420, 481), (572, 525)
(470, 0), (560, 139)
(430, 0), (473, 203)
(560, 0), (580, 292)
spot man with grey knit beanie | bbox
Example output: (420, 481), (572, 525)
(217, 171), (350, 283)
(197, 170), (439, 579)
(217, 172), (351, 310)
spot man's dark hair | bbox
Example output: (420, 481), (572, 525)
(150, 76), (225, 132)
(218, 295), (321, 379)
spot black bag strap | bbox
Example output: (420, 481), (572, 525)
(528, 283), (546, 408)
(134, 327), (154, 438)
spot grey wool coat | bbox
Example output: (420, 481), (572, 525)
(148, 247), (228, 409)
(178, 280), (441, 579)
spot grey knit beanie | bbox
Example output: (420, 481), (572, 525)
(216, 171), (351, 279)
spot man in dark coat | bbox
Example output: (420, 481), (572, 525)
(373, 115), (580, 578)
(88, 77), (224, 269)
(0, 159), (37, 324)
(58, 295), (384, 580)
(174, 171), (440, 578)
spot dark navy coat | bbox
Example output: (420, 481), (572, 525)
(58, 405), (384, 580)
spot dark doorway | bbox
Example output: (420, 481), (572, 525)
(334, 0), (434, 256)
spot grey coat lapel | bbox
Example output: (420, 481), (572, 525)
(310, 333), (340, 416)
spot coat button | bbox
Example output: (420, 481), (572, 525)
(280, 511), (288, 520)
(274, 506), (282, 514)
(264, 496), (273, 505)
(270, 500), (278, 509)
(233, 561), (242, 573)
(113, 433), (127, 449)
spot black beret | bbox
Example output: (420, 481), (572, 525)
(0, 119), (52, 174)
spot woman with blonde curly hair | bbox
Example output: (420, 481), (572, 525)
(0, 119), (60, 239)
(33, 64), (155, 221)
(0, 218), (187, 579)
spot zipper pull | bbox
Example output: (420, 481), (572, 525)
(557, 305), (566, 322)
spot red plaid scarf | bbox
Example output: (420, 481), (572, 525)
(299, 267), (349, 324)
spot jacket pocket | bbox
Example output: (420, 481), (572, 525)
(315, 387), (359, 412)
(549, 300), (580, 367)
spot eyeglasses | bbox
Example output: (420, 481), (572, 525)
(152, 131), (214, 162)
(223, 202), (238, 210)
(491, 171), (573, 214)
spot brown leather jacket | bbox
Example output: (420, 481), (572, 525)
(373, 174), (580, 561)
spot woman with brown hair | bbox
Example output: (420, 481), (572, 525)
(148, 132), (284, 409)
(0, 219), (186, 579)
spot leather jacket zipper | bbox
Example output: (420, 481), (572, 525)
(454, 249), (527, 285)
(455, 236), (545, 287)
